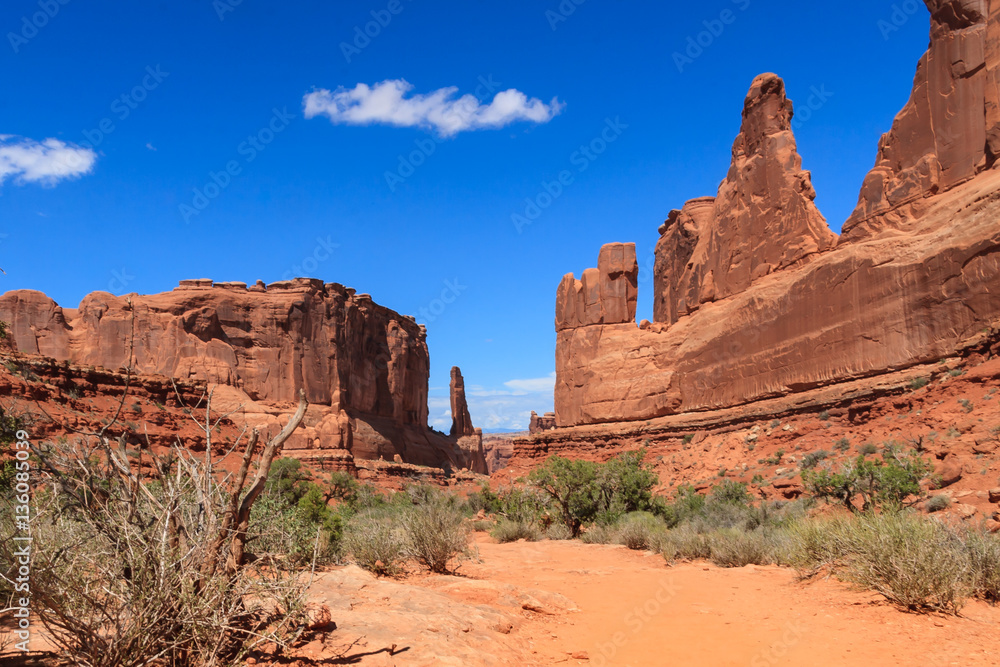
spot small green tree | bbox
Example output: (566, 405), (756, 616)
(803, 449), (933, 513)
(593, 449), (660, 524)
(528, 456), (598, 537)
(266, 457), (311, 505)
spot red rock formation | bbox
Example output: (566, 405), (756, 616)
(449, 366), (475, 437)
(556, 243), (638, 331)
(554, 3), (1000, 428)
(0, 278), (487, 473)
(529, 411), (557, 434)
(653, 75), (837, 325)
(843, 0), (1000, 241)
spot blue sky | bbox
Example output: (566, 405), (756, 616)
(0, 0), (928, 431)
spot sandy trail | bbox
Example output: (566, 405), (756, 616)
(452, 536), (1000, 666)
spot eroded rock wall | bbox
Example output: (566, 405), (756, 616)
(0, 278), (487, 472)
(555, 2), (1000, 428)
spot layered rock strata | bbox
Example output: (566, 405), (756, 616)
(0, 278), (487, 473)
(555, 1), (1000, 427)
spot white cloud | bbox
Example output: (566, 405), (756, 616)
(428, 373), (556, 432)
(504, 372), (556, 394)
(0, 135), (96, 186)
(303, 79), (564, 136)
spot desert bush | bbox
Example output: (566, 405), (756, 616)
(837, 512), (971, 614)
(403, 498), (474, 573)
(528, 450), (664, 536)
(802, 449), (933, 513)
(491, 518), (540, 543)
(343, 509), (408, 576)
(964, 529), (1000, 602)
(661, 485), (707, 528)
(709, 529), (785, 568)
(925, 495), (951, 513)
(580, 522), (616, 544)
(800, 450), (830, 470)
(615, 512), (667, 551)
(593, 450), (662, 525)
(1, 391), (313, 667)
(660, 525), (713, 562)
(910, 377), (928, 390)
(545, 523), (574, 540)
(528, 455), (598, 536)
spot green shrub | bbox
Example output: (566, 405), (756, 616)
(860, 443), (878, 456)
(545, 523), (574, 541)
(802, 449), (933, 513)
(661, 485), (706, 528)
(837, 512), (971, 614)
(328, 471), (359, 502)
(343, 510), (408, 576)
(909, 377), (928, 390)
(925, 495), (951, 513)
(709, 529), (784, 568)
(615, 512), (667, 551)
(762, 449), (785, 466)
(266, 457), (311, 505)
(593, 450), (662, 525)
(403, 498), (474, 573)
(682, 434), (695, 445)
(958, 399), (974, 413)
(580, 522), (616, 544)
(491, 519), (540, 543)
(710, 480), (752, 506)
(800, 450), (830, 470)
(660, 525), (712, 562)
(834, 438), (851, 452)
(528, 456), (598, 536)
(964, 530), (1000, 602)
(819, 410), (831, 421)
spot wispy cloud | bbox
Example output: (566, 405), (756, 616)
(504, 372), (556, 394)
(0, 135), (97, 186)
(303, 79), (564, 137)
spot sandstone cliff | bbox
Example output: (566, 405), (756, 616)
(555, 0), (1000, 427)
(0, 278), (487, 473)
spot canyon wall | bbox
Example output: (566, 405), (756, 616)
(0, 277), (487, 473)
(555, 0), (1000, 427)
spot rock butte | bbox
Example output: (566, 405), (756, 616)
(553, 0), (1000, 428)
(0, 278), (487, 473)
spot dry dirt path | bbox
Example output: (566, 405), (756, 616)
(455, 536), (1000, 666)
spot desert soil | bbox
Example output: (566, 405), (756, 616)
(280, 534), (1000, 666)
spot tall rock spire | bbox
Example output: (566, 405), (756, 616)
(653, 74), (838, 325)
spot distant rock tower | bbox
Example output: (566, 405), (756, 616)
(449, 366), (475, 437)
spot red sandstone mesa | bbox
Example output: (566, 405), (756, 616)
(555, 0), (1000, 427)
(0, 278), (486, 473)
